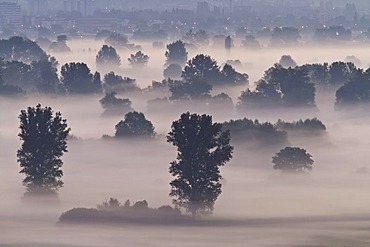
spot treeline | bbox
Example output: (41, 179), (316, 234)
(1, 36), (369, 111)
(99, 109), (326, 149)
(60, 198), (187, 225)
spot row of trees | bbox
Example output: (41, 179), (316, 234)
(96, 45), (150, 71)
(17, 105), (315, 217)
(2, 36), (368, 110)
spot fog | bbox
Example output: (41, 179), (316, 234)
(3, 40), (370, 246)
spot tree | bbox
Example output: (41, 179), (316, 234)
(48, 35), (71, 53)
(30, 58), (60, 94)
(279, 55), (297, 68)
(1, 61), (31, 90)
(272, 147), (314, 173)
(103, 72), (139, 93)
(313, 26), (352, 43)
(270, 27), (301, 47)
(165, 40), (188, 66)
(298, 63), (330, 88)
(0, 36), (48, 63)
(96, 45), (121, 71)
(221, 64), (249, 85)
(163, 63), (182, 79)
(167, 112), (233, 218)
(104, 33), (140, 50)
(183, 29), (210, 47)
(115, 111), (155, 138)
(222, 118), (287, 145)
(242, 35), (261, 49)
(128, 51), (149, 67)
(335, 70), (370, 107)
(208, 93), (234, 110)
(182, 54), (223, 84)
(275, 118), (326, 134)
(238, 65), (316, 110)
(169, 79), (212, 101)
(329, 61), (358, 87)
(0, 71), (24, 96)
(99, 91), (133, 116)
(105, 33), (129, 49)
(237, 79), (282, 109)
(17, 104), (71, 196)
(182, 54), (247, 87)
(61, 62), (102, 94)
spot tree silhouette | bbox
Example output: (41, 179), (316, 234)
(163, 63), (182, 79)
(0, 71), (24, 96)
(329, 61), (358, 87)
(270, 27), (301, 47)
(183, 29), (210, 47)
(182, 54), (247, 86)
(96, 45), (121, 70)
(238, 65), (316, 109)
(165, 40), (188, 66)
(335, 70), (370, 107)
(105, 33), (129, 48)
(30, 58), (60, 94)
(182, 54), (222, 84)
(99, 91), (133, 116)
(115, 111), (155, 138)
(103, 72), (138, 93)
(128, 51), (149, 67)
(221, 64), (249, 85)
(279, 55), (297, 68)
(167, 112), (233, 218)
(242, 35), (261, 49)
(17, 104), (70, 196)
(0, 36), (48, 63)
(48, 35), (71, 53)
(61, 62), (102, 94)
(272, 147), (314, 173)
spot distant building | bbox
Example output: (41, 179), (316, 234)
(76, 17), (118, 33)
(313, 10), (330, 25)
(28, 0), (48, 16)
(0, 2), (22, 30)
(63, 0), (95, 16)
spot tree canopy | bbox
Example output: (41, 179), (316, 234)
(48, 35), (71, 53)
(61, 62), (102, 94)
(222, 118), (288, 146)
(270, 27), (301, 47)
(128, 51), (149, 67)
(165, 40), (188, 66)
(275, 118), (326, 134)
(238, 64), (315, 109)
(115, 111), (155, 138)
(96, 45), (121, 71)
(17, 104), (70, 196)
(103, 72), (139, 93)
(167, 112), (233, 218)
(182, 54), (248, 87)
(99, 91), (133, 116)
(0, 57), (60, 94)
(335, 69), (370, 107)
(0, 36), (48, 63)
(272, 147), (314, 174)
